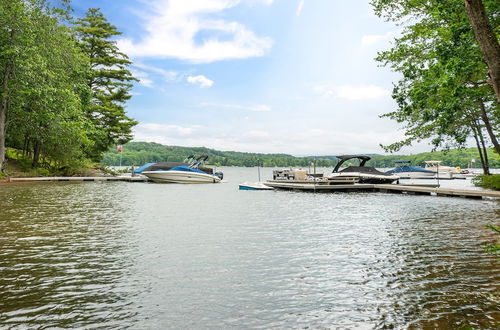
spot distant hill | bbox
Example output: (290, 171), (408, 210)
(102, 142), (341, 167)
(102, 142), (500, 168)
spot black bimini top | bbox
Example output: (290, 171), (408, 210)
(333, 155), (371, 172)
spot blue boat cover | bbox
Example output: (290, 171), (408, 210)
(168, 165), (207, 174)
(133, 162), (156, 174)
(386, 166), (434, 174)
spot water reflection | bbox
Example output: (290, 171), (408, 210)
(0, 174), (499, 328)
(0, 183), (140, 328)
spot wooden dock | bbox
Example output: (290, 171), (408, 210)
(264, 181), (500, 199)
(5, 177), (499, 200)
(8, 176), (149, 183)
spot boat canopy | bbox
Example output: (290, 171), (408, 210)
(333, 155), (371, 172)
(133, 162), (156, 174)
(394, 160), (411, 164)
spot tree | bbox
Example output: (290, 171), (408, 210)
(371, 0), (499, 166)
(0, 0), (29, 171)
(74, 8), (137, 161)
(1, 0), (92, 170)
(464, 0), (500, 104)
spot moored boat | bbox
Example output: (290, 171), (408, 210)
(134, 155), (223, 184)
(385, 160), (435, 178)
(327, 155), (399, 184)
(424, 160), (460, 174)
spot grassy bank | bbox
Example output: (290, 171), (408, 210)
(473, 174), (500, 190)
(1, 148), (114, 179)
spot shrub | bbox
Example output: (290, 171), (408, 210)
(36, 168), (51, 177)
(473, 174), (500, 190)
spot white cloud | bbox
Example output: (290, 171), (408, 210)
(118, 0), (273, 63)
(135, 123), (200, 138)
(132, 122), (405, 155)
(134, 63), (182, 82)
(243, 130), (270, 138)
(200, 102), (271, 112)
(130, 68), (154, 87)
(131, 63), (185, 87)
(296, 0), (304, 16)
(314, 84), (390, 100)
(187, 75), (214, 88)
(361, 31), (398, 46)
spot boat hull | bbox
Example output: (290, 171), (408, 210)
(142, 171), (221, 183)
(395, 172), (436, 179)
(239, 182), (274, 190)
(327, 172), (399, 184)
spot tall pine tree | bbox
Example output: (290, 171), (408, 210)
(75, 8), (137, 161)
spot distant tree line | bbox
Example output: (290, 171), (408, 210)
(0, 1), (136, 172)
(372, 0), (499, 174)
(102, 142), (500, 168)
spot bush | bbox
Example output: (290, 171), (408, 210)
(473, 174), (500, 190)
(36, 168), (51, 177)
(0, 172), (7, 179)
(17, 157), (33, 172)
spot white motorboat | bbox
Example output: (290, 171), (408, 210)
(143, 166), (222, 183)
(135, 155), (223, 184)
(424, 161), (460, 174)
(326, 155), (399, 184)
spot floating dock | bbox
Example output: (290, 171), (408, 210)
(8, 176), (149, 182)
(5, 177), (499, 200)
(263, 181), (500, 199)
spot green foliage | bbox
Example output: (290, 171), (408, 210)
(472, 174), (500, 190)
(0, 1), (136, 175)
(102, 142), (342, 167)
(74, 8), (138, 161)
(368, 148), (500, 168)
(371, 0), (499, 159)
(484, 225), (500, 255)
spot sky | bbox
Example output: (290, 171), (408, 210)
(71, 0), (430, 156)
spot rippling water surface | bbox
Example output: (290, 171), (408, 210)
(1, 167), (499, 329)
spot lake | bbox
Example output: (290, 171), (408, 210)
(0, 167), (499, 329)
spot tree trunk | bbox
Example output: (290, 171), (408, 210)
(464, 0), (500, 104)
(32, 141), (41, 168)
(477, 100), (500, 154)
(0, 102), (5, 172)
(22, 135), (29, 158)
(471, 127), (487, 173)
(0, 30), (14, 172)
(0, 65), (11, 172)
(477, 123), (490, 175)
(470, 119), (489, 174)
